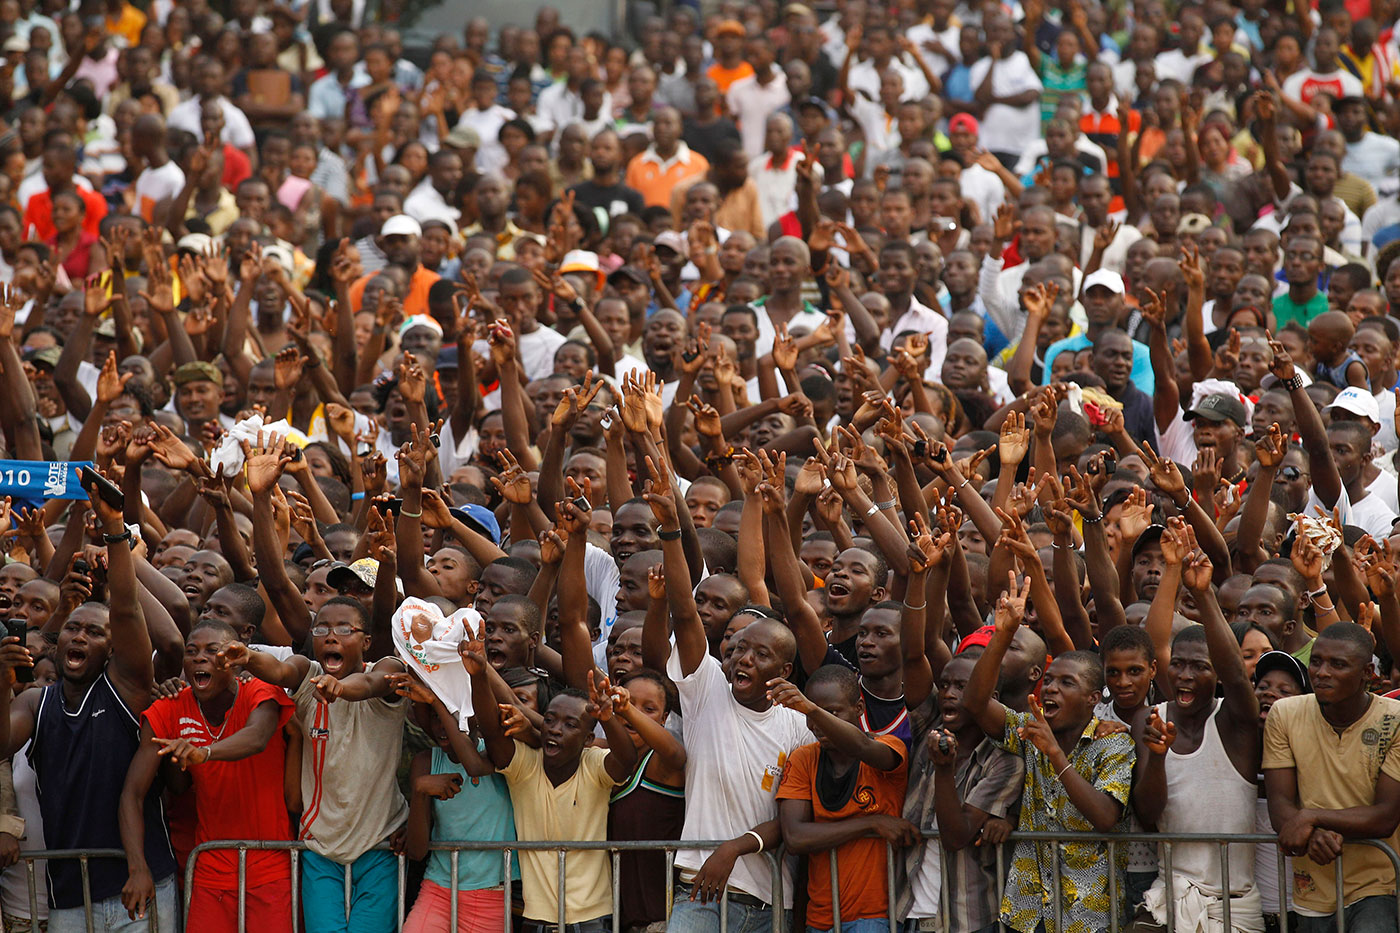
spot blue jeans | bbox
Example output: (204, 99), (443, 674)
(48, 875), (177, 933)
(301, 848), (399, 933)
(808, 920), (892, 933)
(1296, 895), (1398, 933)
(666, 885), (787, 933)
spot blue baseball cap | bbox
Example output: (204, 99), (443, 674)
(452, 503), (501, 545)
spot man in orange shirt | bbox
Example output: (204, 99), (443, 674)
(21, 139), (107, 241)
(707, 20), (754, 94)
(348, 215), (441, 318)
(625, 107), (710, 207)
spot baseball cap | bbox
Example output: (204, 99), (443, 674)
(1184, 393), (1248, 427)
(1130, 523), (1167, 559)
(559, 249), (605, 290)
(381, 214), (423, 238)
(948, 113), (979, 135)
(94, 318), (119, 338)
(653, 231), (687, 254)
(262, 243), (295, 276)
(172, 360), (223, 387)
(23, 346), (60, 369)
(176, 232), (213, 255)
(715, 19), (746, 38)
(398, 314), (443, 339)
(328, 557), (379, 592)
(1082, 269), (1126, 295)
(955, 624), (996, 655)
(796, 96), (834, 120)
(1325, 386), (1381, 425)
(2, 37), (27, 54)
(1178, 213), (1213, 235)
(608, 265), (649, 288)
(436, 346), (459, 371)
(452, 503), (501, 545)
(442, 127), (481, 150)
(1253, 650), (1310, 693)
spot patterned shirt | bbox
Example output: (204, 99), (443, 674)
(998, 710), (1135, 933)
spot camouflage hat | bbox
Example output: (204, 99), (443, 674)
(172, 360), (223, 387)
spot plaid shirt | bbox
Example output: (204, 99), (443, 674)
(899, 699), (1025, 933)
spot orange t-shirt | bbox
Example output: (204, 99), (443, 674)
(707, 61), (755, 94)
(22, 187), (108, 242)
(776, 735), (908, 927)
(349, 264), (442, 318)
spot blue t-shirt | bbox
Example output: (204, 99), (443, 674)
(423, 744), (520, 891)
(1040, 334), (1155, 395)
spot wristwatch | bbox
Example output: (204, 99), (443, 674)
(1282, 373), (1304, 391)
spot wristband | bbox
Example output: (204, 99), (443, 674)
(1282, 373), (1304, 391)
(1080, 512), (1103, 524)
(658, 528), (682, 541)
(351, 492), (365, 501)
(304, 354), (322, 369)
(743, 830), (765, 854)
(865, 502), (880, 518)
(400, 508), (423, 519)
(1056, 762), (1073, 781)
(203, 745), (214, 764)
(874, 499), (896, 510)
(103, 530), (133, 545)
(902, 600), (926, 610)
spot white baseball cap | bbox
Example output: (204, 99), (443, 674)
(381, 214), (422, 238)
(1325, 386), (1381, 425)
(1082, 269), (1126, 295)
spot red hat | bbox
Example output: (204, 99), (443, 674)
(955, 625), (997, 654)
(948, 113), (979, 135)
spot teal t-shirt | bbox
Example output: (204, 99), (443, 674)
(1272, 291), (1329, 328)
(424, 743), (520, 890)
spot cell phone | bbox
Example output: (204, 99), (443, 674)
(378, 497), (404, 517)
(937, 732), (951, 755)
(79, 465), (124, 511)
(73, 559), (89, 577)
(288, 446), (303, 463)
(429, 433), (441, 448)
(932, 446), (948, 464)
(912, 439), (928, 459)
(4, 619), (30, 683)
(599, 412), (613, 431)
(356, 441), (372, 457)
(571, 495), (591, 513)
(682, 348), (700, 363)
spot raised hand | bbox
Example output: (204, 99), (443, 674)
(240, 431), (293, 496)
(1144, 708), (1178, 756)
(998, 410), (1031, 467)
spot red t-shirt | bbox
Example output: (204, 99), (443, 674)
(142, 680), (295, 890)
(221, 144), (252, 193)
(21, 187), (107, 242)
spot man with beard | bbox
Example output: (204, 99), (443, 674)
(0, 480), (179, 933)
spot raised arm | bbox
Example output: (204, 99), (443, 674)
(1270, 337), (1341, 508)
(89, 470), (155, 710)
(244, 435), (314, 644)
(962, 574), (1028, 737)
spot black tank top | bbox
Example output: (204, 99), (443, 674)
(30, 675), (177, 908)
(609, 750), (686, 927)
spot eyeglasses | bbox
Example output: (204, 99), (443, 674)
(1279, 466), (1304, 480)
(311, 624), (364, 637)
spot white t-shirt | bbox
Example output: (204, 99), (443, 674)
(965, 53), (1041, 154)
(167, 96), (256, 149)
(134, 161), (186, 224)
(1281, 68), (1365, 109)
(667, 647), (814, 903)
(725, 71), (791, 160)
(517, 325), (568, 382)
(1368, 468), (1399, 512)
(1307, 480), (1397, 539)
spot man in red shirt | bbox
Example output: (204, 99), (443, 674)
(21, 138), (107, 241)
(118, 619), (295, 932)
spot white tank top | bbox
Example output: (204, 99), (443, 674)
(1156, 699), (1258, 896)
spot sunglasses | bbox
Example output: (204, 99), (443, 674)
(1278, 466), (1304, 481)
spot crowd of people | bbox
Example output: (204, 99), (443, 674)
(6, 1), (1400, 933)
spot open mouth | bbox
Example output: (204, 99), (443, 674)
(732, 670), (753, 689)
(1176, 687), (1197, 706)
(1041, 697), (1060, 716)
(191, 670), (213, 688)
(182, 584), (203, 600)
(827, 581), (850, 599)
(321, 651), (345, 674)
(65, 648), (86, 669)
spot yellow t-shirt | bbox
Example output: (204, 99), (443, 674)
(1262, 693), (1400, 913)
(498, 742), (617, 922)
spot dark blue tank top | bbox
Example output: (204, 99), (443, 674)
(29, 674), (177, 908)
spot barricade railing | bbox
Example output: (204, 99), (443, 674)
(0, 847), (161, 933)
(182, 839), (786, 933)
(23, 833), (1396, 933)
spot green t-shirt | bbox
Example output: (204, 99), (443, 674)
(1272, 290), (1329, 328)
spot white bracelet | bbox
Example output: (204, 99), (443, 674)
(744, 830), (765, 854)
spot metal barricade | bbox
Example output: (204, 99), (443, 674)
(182, 839), (786, 933)
(0, 848), (162, 933)
(175, 832), (1400, 933)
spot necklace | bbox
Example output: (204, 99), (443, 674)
(196, 683), (237, 742)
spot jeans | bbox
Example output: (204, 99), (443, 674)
(1296, 895), (1398, 933)
(666, 886), (787, 933)
(301, 848), (399, 933)
(807, 921), (892, 933)
(48, 875), (176, 933)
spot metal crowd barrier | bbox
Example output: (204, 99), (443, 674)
(181, 839), (785, 933)
(15, 834), (1400, 933)
(0, 847), (161, 933)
